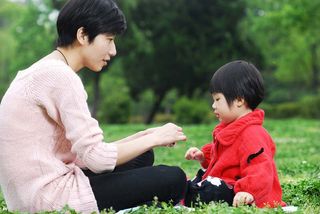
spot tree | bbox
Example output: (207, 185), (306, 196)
(118, 0), (262, 123)
(0, 0), (27, 98)
(0, 0), (58, 101)
(243, 0), (320, 96)
(0, 0), (109, 118)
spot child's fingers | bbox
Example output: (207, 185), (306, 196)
(194, 149), (205, 160)
(233, 192), (254, 207)
(245, 194), (254, 204)
(185, 150), (194, 160)
(185, 148), (201, 160)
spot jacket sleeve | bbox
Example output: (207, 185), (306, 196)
(30, 66), (117, 173)
(200, 142), (213, 169)
(233, 128), (275, 204)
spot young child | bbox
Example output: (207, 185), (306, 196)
(184, 60), (286, 208)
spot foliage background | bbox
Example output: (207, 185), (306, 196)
(0, 1), (319, 213)
(1, 0), (319, 124)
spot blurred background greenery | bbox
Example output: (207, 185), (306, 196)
(1, 0), (319, 124)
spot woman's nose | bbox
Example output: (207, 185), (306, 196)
(109, 41), (117, 57)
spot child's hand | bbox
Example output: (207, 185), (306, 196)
(232, 191), (254, 207)
(185, 147), (204, 162)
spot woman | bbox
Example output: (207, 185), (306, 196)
(0, 0), (187, 213)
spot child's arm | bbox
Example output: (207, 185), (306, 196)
(234, 128), (277, 207)
(200, 143), (213, 168)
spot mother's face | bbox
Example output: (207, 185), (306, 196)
(82, 33), (117, 72)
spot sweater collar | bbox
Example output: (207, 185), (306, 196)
(213, 109), (264, 146)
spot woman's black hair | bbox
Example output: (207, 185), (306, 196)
(210, 60), (264, 110)
(56, 0), (126, 47)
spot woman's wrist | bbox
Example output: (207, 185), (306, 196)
(144, 133), (160, 148)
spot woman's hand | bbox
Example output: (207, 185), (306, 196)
(232, 191), (254, 207)
(144, 127), (160, 134)
(185, 147), (204, 162)
(151, 123), (187, 147)
(114, 123), (186, 166)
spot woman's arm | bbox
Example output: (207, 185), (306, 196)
(33, 67), (186, 172)
(113, 123), (186, 166)
(112, 127), (159, 144)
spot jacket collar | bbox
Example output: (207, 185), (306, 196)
(213, 109), (264, 146)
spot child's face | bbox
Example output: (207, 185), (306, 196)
(211, 93), (246, 124)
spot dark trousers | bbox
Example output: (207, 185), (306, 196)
(184, 169), (235, 207)
(83, 150), (187, 211)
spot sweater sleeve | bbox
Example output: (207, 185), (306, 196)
(234, 127), (274, 205)
(29, 64), (117, 173)
(201, 143), (213, 169)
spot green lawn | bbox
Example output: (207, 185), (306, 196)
(1, 118), (319, 213)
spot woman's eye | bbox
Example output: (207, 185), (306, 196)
(105, 37), (114, 43)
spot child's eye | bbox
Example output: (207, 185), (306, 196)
(215, 98), (220, 102)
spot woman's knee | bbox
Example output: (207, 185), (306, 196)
(157, 165), (187, 194)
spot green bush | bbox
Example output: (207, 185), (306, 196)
(299, 95), (320, 118)
(173, 97), (211, 124)
(262, 95), (320, 119)
(154, 113), (175, 123)
(259, 103), (273, 116)
(275, 102), (300, 118)
(98, 93), (131, 124)
(130, 90), (155, 122)
(261, 102), (299, 118)
(97, 75), (132, 124)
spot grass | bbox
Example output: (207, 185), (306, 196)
(0, 118), (319, 213)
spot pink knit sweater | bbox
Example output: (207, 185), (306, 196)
(0, 59), (118, 213)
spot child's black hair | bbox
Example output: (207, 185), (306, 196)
(56, 0), (126, 47)
(210, 60), (264, 110)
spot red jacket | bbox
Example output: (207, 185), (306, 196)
(201, 109), (285, 207)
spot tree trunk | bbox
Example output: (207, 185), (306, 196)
(92, 73), (101, 119)
(310, 43), (319, 93)
(145, 91), (166, 124)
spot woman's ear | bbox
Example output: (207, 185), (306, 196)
(76, 27), (89, 45)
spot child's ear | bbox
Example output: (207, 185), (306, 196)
(235, 97), (245, 108)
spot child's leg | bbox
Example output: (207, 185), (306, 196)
(184, 176), (234, 207)
(87, 165), (187, 211)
